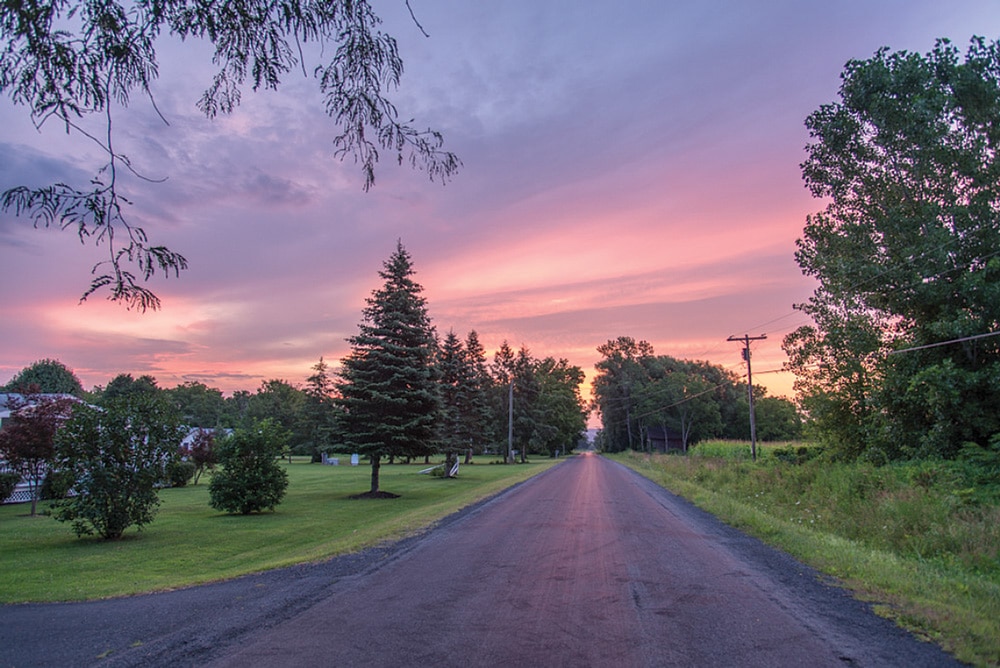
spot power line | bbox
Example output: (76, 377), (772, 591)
(728, 334), (767, 461)
(887, 330), (1000, 355)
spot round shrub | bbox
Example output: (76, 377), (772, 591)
(40, 469), (75, 500)
(209, 420), (289, 515)
(167, 460), (197, 487)
(0, 472), (20, 503)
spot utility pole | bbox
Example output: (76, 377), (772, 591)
(507, 380), (514, 464)
(728, 334), (767, 461)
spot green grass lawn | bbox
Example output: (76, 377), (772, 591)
(0, 457), (561, 603)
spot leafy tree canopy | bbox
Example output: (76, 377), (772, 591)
(0, 0), (459, 310)
(2, 359), (84, 396)
(52, 393), (183, 539)
(99, 373), (161, 403)
(209, 419), (289, 514)
(784, 36), (1000, 460)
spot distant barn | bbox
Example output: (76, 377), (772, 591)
(646, 425), (685, 453)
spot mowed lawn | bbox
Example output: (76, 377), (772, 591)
(0, 457), (561, 602)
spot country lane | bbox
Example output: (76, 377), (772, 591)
(205, 453), (959, 667)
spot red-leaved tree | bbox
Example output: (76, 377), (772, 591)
(0, 392), (77, 515)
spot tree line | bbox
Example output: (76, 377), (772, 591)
(1, 242), (589, 521)
(591, 336), (802, 453)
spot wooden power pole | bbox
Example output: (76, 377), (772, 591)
(728, 334), (767, 461)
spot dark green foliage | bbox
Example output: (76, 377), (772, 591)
(0, 0), (457, 309)
(462, 331), (496, 451)
(209, 420), (289, 514)
(40, 469), (74, 500)
(166, 382), (228, 428)
(99, 374), (161, 403)
(591, 337), (656, 452)
(2, 359), (84, 396)
(244, 379), (308, 447)
(955, 435), (1000, 503)
(0, 472), (19, 503)
(486, 342), (587, 460)
(437, 331), (470, 475)
(166, 460), (196, 487)
(336, 242), (440, 495)
(300, 358), (340, 461)
(771, 445), (823, 465)
(52, 394), (183, 539)
(531, 357), (587, 457)
(785, 37), (1000, 461)
(593, 338), (789, 452)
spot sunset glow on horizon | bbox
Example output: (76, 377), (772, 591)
(2, 2), (998, 426)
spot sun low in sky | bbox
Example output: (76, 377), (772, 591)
(1, 1), (998, 407)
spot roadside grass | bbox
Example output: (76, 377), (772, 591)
(0, 457), (560, 603)
(609, 444), (1000, 667)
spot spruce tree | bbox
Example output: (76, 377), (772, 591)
(462, 331), (495, 456)
(437, 330), (468, 476)
(337, 242), (439, 497)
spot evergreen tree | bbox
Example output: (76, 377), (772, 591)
(462, 331), (495, 457)
(512, 346), (541, 463)
(301, 357), (340, 461)
(336, 242), (440, 497)
(490, 340), (517, 460)
(437, 331), (467, 476)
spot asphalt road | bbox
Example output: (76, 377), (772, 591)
(1, 453), (962, 667)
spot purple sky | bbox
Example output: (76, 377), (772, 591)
(1, 1), (998, 413)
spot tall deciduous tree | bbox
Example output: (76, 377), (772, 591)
(592, 337), (655, 453)
(785, 37), (1000, 460)
(99, 373), (161, 402)
(245, 379), (308, 452)
(0, 0), (459, 310)
(166, 382), (227, 428)
(336, 241), (439, 497)
(532, 357), (587, 457)
(2, 359), (84, 396)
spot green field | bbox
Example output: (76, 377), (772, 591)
(610, 444), (1000, 668)
(0, 457), (560, 603)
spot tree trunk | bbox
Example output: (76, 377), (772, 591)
(370, 456), (381, 494)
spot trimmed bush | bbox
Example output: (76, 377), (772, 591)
(209, 420), (289, 515)
(167, 461), (197, 487)
(0, 472), (20, 503)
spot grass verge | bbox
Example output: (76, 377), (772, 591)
(609, 448), (1000, 667)
(0, 457), (560, 603)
